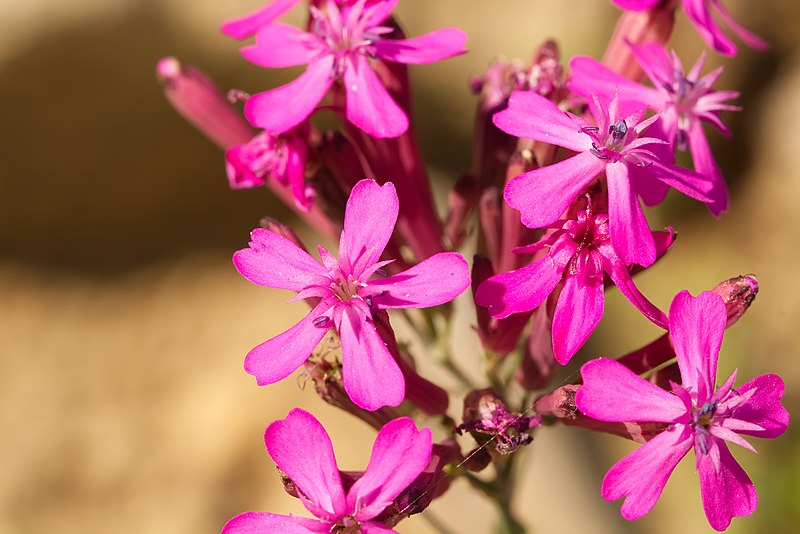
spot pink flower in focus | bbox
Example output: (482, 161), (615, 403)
(233, 179), (470, 410)
(610, 0), (768, 57)
(569, 43), (741, 215)
(223, 408), (432, 533)
(494, 91), (711, 267)
(576, 290), (789, 531)
(475, 202), (669, 364)
(226, 131), (316, 211)
(232, 0), (467, 138)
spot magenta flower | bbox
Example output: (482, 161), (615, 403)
(576, 290), (789, 530)
(611, 0), (768, 57)
(234, 179), (470, 410)
(231, 0), (467, 138)
(475, 202), (669, 364)
(223, 408), (432, 533)
(226, 131), (315, 211)
(569, 43), (741, 215)
(494, 90), (711, 267)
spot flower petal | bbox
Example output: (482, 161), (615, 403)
(551, 273), (604, 365)
(233, 228), (327, 291)
(365, 252), (470, 309)
(568, 55), (661, 111)
(223, 512), (330, 533)
(728, 374), (790, 439)
(577, 358), (688, 423)
(343, 54), (408, 138)
(348, 418), (433, 521)
(683, 0), (737, 56)
(669, 290), (724, 400)
(244, 56), (334, 133)
(606, 161), (656, 267)
(474, 256), (562, 319)
(493, 91), (591, 152)
(687, 119), (729, 216)
(697, 440), (757, 531)
(601, 243), (668, 328)
(504, 151), (605, 229)
(241, 23), (325, 68)
(610, 0), (661, 10)
(338, 304), (405, 410)
(338, 179), (398, 278)
(601, 424), (693, 520)
(265, 409), (347, 520)
(244, 297), (336, 385)
(374, 28), (467, 64)
(220, 0), (301, 40)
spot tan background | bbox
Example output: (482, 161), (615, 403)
(1, 0), (798, 532)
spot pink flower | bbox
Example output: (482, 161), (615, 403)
(233, 179), (470, 410)
(223, 408), (432, 533)
(569, 43), (741, 215)
(576, 290), (789, 531)
(232, 0), (467, 138)
(494, 90), (711, 267)
(475, 202), (669, 364)
(610, 0), (768, 56)
(226, 131), (316, 211)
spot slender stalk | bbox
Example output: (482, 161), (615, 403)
(421, 510), (459, 534)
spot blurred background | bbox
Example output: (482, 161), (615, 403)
(1, 0), (798, 532)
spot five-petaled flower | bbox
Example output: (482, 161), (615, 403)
(234, 179), (470, 410)
(475, 200), (669, 364)
(493, 90), (711, 267)
(225, 0), (467, 138)
(576, 290), (789, 531)
(610, 0), (768, 57)
(223, 408), (433, 533)
(569, 42), (741, 215)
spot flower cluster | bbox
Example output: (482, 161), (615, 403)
(159, 0), (787, 532)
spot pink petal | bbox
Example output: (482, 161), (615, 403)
(374, 28), (467, 64)
(338, 179), (398, 278)
(729, 374), (790, 439)
(244, 297), (336, 386)
(577, 358), (688, 423)
(241, 23), (325, 68)
(626, 41), (675, 88)
(601, 424), (694, 520)
(265, 409), (347, 520)
(343, 54), (408, 138)
(606, 161), (656, 267)
(338, 304), (405, 410)
(697, 440), (757, 531)
(361, 0), (399, 27)
(225, 144), (267, 189)
(610, 0), (661, 10)
(647, 159), (714, 203)
(687, 119), (729, 216)
(493, 91), (591, 152)
(348, 418), (433, 521)
(233, 228), (328, 291)
(551, 273), (604, 365)
(683, 0), (737, 56)
(223, 512), (330, 533)
(220, 0), (301, 40)
(600, 243), (668, 328)
(712, 0), (769, 51)
(669, 290), (724, 400)
(568, 56), (661, 111)
(365, 252), (470, 309)
(244, 56), (334, 133)
(504, 151), (605, 229)
(474, 256), (562, 319)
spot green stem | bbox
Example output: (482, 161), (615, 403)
(420, 509), (459, 534)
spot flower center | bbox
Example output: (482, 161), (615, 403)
(311, 1), (379, 77)
(331, 516), (361, 533)
(331, 271), (363, 301)
(584, 119), (629, 162)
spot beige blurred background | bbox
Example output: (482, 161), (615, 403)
(1, 0), (798, 532)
